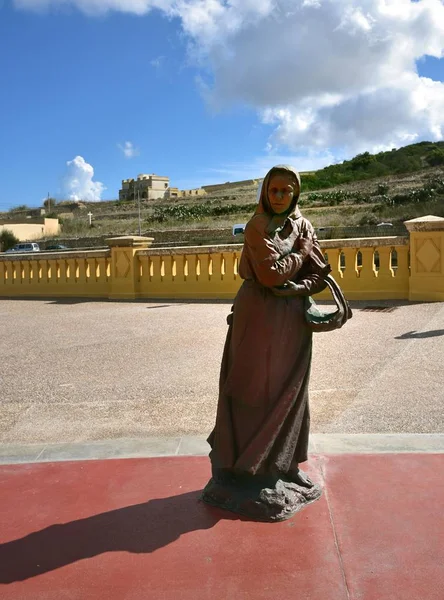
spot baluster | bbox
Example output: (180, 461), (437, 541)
(39, 259), (47, 284)
(3, 261), (11, 286)
(66, 258), (76, 285)
(86, 258), (96, 283)
(94, 258), (101, 281)
(233, 252), (239, 279)
(48, 259), (57, 286)
(30, 259), (38, 288)
(175, 254), (186, 282)
(138, 255), (149, 283)
(163, 255), (174, 284)
(211, 253), (224, 281)
(396, 245), (410, 278)
(341, 248), (358, 283)
(105, 256), (111, 280)
(198, 254), (210, 281)
(325, 248), (342, 279)
(356, 251), (363, 276)
(77, 258), (88, 284)
(150, 255), (163, 285)
(185, 255), (197, 292)
(59, 259), (68, 284)
(359, 248), (376, 283)
(378, 247), (394, 279)
(393, 245), (410, 297)
(20, 261), (27, 285)
(6, 261), (13, 286)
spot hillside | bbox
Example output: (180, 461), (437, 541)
(300, 140), (444, 190)
(2, 141), (444, 246)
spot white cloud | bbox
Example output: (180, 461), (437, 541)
(62, 156), (106, 201)
(118, 141), (139, 158)
(15, 0), (444, 157)
(150, 55), (165, 69)
(13, 0), (176, 16)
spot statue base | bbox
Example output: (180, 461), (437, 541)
(201, 474), (322, 522)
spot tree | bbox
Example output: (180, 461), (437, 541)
(10, 205), (29, 212)
(43, 197), (57, 210)
(0, 229), (19, 252)
(426, 149), (444, 167)
(350, 152), (376, 170)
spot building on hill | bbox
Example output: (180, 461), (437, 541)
(119, 173), (208, 201)
(162, 186), (207, 199)
(0, 218), (60, 241)
(202, 179), (259, 193)
(165, 187), (180, 199)
(179, 188), (206, 198)
(119, 174), (170, 201)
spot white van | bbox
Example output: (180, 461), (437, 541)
(232, 224), (246, 236)
(5, 242), (40, 253)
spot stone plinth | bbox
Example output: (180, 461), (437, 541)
(404, 216), (444, 302)
(106, 236), (154, 299)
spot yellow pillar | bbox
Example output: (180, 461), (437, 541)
(106, 236), (154, 300)
(405, 215), (444, 302)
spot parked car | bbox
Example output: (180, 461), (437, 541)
(4, 242), (40, 253)
(45, 244), (69, 251)
(232, 224), (246, 236)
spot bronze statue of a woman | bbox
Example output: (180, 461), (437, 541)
(203, 165), (332, 521)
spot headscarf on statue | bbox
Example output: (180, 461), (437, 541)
(252, 165), (330, 282)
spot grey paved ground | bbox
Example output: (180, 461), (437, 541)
(1, 298), (443, 450)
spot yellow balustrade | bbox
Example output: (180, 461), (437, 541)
(317, 237), (410, 300)
(0, 250), (111, 298)
(136, 246), (242, 299)
(1, 216), (444, 302)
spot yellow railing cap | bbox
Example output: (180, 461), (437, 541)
(319, 236), (408, 249)
(404, 215), (444, 232)
(138, 244), (243, 256)
(106, 236), (154, 248)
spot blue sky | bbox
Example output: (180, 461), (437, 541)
(1, 0), (443, 210)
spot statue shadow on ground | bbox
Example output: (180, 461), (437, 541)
(0, 490), (240, 584)
(395, 329), (444, 339)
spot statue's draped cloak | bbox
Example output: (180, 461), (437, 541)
(208, 165), (327, 476)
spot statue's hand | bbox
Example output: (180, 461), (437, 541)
(315, 262), (332, 277)
(272, 281), (306, 296)
(293, 232), (313, 261)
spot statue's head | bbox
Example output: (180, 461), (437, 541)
(257, 165), (301, 217)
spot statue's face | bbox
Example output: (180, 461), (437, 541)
(267, 172), (297, 214)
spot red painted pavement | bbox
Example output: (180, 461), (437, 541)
(0, 454), (443, 599)
(323, 454), (444, 600)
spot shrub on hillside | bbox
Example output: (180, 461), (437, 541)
(9, 205), (29, 213)
(300, 141), (444, 192)
(147, 201), (258, 223)
(0, 229), (19, 252)
(426, 149), (444, 167)
(375, 183), (389, 195)
(304, 190), (371, 205)
(380, 176), (443, 207)
(358, 214), (379, 226)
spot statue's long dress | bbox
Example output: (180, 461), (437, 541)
(207, 207), (326, 479)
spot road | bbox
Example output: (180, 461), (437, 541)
(1, 297), (443, 445)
